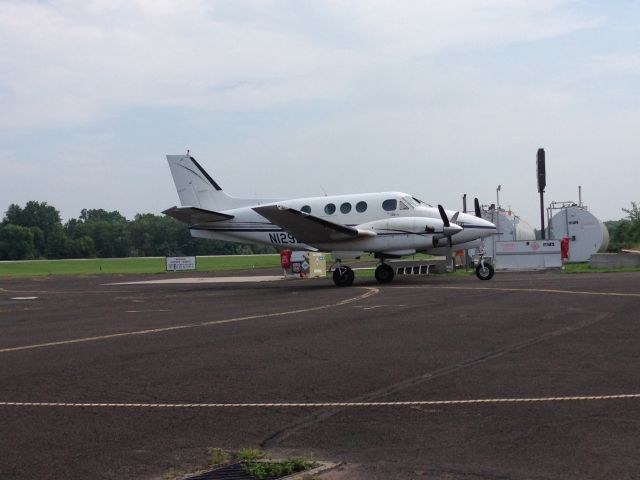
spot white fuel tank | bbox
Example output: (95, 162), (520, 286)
(549, 206), (609, 262)
(478, 207), (535, 259)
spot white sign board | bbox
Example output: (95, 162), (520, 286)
(166, 256), (196, 271)
(495, 240), (561, 270)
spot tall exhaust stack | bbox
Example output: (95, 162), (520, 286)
(537, 148), (546, 239)
(579, 185), (582, 207)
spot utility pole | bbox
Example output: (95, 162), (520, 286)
(537, 148), (546, 240)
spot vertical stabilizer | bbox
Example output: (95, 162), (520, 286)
(167, 155), (255, 211)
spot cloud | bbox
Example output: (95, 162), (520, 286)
(0, 0), (599, 130)
(3, 0), (637, 224)
(588, 52), (640, 74)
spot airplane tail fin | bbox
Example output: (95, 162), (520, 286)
(166, 155), (261, 211)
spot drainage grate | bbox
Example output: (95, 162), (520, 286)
(184, 462), (284, 480)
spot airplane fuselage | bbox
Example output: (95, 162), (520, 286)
(189, 191), (496, 257)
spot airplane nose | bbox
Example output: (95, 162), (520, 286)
(484, 219), (497, 236)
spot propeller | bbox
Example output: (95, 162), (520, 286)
(438, 205), (450, 227)
(474, 197), (482, 218)
(435, 205), (463, 248)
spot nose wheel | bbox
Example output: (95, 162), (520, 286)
(332, 265), (355, 287)
(475, 261), (494, 280)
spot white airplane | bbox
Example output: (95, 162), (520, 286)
(164, 154), (497, 286)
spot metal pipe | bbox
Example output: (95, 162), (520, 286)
(540, 191), (545, 239)
(579, 186), (582, 207)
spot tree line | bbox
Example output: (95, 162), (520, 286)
(1, 200), (639, 261)
(0, 201), (275, 261)
(605, 202), (640, 251)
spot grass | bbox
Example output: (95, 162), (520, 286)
(242, 457), (316, 479)
(559, 263), (640, 274)
(3, 253), (639, 278)
(0, 251), (433, 278)
(235, 449), (316, 479)
(162, 469), (188, 480)
(0, 254), (280, 277)
(207, 448), (231, 467)
(236, 448), (266, 461)
(164, 448), (317, 480)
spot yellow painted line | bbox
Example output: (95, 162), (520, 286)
(0, 287), (378, 354)
(1, 394), (639, 409)
(395, 285), (640, 297)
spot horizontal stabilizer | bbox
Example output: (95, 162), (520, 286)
(163, 206), (234, 226)
(253, 205), (368, 244)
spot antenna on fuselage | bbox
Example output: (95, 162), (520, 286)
(319, 185), (328, 196)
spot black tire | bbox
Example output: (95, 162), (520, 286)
(475, 262), (494, 280)
(374, 263), (395, 284)
(333, 266), (355, 287)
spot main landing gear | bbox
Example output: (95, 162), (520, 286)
(374, 263), (395, 284)
(332, 261), (396, 287)
(332, 265), (355, 287)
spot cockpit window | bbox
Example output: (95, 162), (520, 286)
(382, 199), (397, 211)
(402, 196), (419, 208)
(412, 197), (432, 207)
(399, 201), (410, 210)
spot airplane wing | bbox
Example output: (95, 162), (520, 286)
(253, 205), (374, 244)
(163, 206), (234, 226)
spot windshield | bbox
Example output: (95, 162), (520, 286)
(409, 196), (432, 208)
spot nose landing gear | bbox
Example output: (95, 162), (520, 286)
(475, 254), (495, 280)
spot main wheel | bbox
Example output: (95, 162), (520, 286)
(333, 266), (355, 287)
(475, 262), (494, 280)
(375, 263), (395, 284)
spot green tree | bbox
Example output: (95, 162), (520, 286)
(79, 208), (127, 223)
(0, 224), (37, 260)
(2, 200), (275, 260)
(128, 213), (187, 256)
(45, 224), (74, 259)
(69, 235), (96, 258)
(66, 209), (132, 258)
(2, 201), (62, 257)
(622, 202), (640, 223)
(608, 201), (640, 250)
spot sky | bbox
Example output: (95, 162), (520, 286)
(1, 0), (639, 225)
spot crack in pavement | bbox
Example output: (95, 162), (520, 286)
(261, 311), (613, 448)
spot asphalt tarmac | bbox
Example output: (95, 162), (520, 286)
(1, 269), (639, 479)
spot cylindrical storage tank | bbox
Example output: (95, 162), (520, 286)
(479, 208), (536, 259)
(549, 206), (609, 262)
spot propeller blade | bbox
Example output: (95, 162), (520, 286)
(437, 205), (450, 227)
(474, 198), (481, 218)
(450, 211), (460, 224)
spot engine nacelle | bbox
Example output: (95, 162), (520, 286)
(359, 216), (444, 234)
